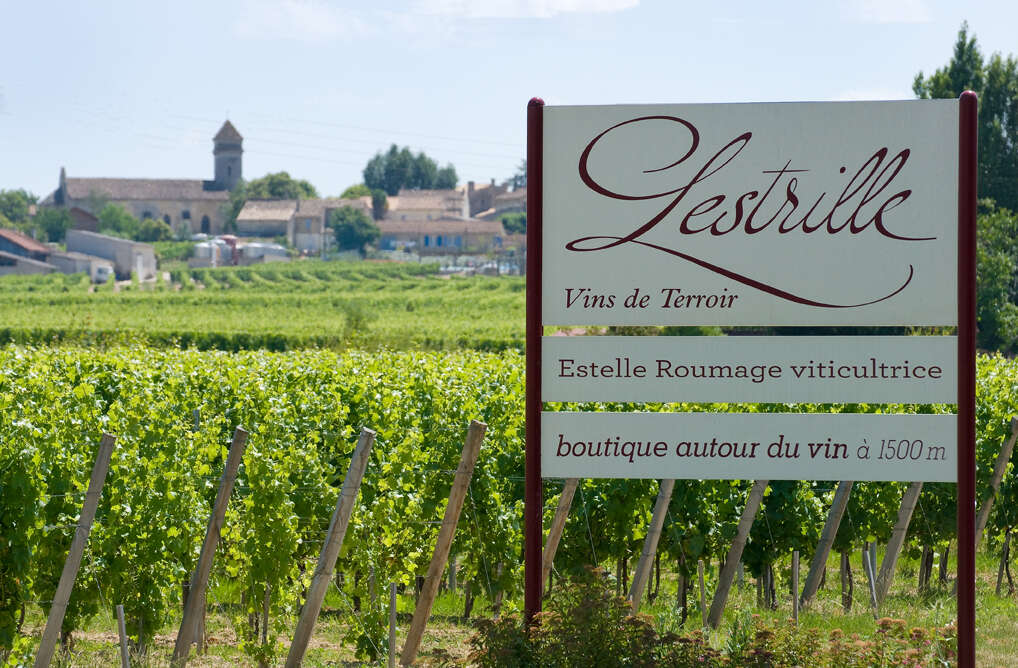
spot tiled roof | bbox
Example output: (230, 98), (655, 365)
(64, 178), (230, 202)
(237, 200), (297, 221)
(494, 188), (526, 204)
(50, 250), (113, 263)
(0, 250), (55, 269)
(0, 228), (51, 255)
(214, 120), (243, 143)
(389, 189), (465, 211)
(378, 218), (505, 235)
(295, 197), (372, 217)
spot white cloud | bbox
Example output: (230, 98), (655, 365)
(412, 0), (639, 19)
(843, 0), (931, 24)
(234, 0), (371, 42)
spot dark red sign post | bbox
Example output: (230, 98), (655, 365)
(524, 97), (545, 622)
(957, 90), (977, 668)
(526, 93), (978, 668)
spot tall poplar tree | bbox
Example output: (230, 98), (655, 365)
(914, 22), (1018, 211)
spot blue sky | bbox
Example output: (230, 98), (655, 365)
(2, 0), (1016, 200)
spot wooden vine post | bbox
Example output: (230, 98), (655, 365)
(862, 542), (879, 617)
(400, 420), (486, 666)
(542, 478), (578, 590)
(34, 434), (116, 668)
(285, 428), (376, 668)
(975, 417), (1018, 548)
(172, 427), (248, 667)
(800, 481), (853, 609)
(697, 560), (707, 628)
(791, 551), (799, 625)
(388, 583), (398, 668)
(628, 479), (675, 612)
(116, 604), (130, 668)
(707, 480), (768, 628)
(875, 481), (924, 605)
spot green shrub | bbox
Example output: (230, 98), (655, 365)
(469, 571), (956, 667)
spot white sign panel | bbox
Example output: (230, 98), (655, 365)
(542, 101), (958, 326)
(543, 411), (956, 481)
(543, 336), (957, 404)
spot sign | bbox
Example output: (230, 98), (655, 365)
(543, 412), (956, 481)
(535, 101), (961, 482)
(542, 101), (958, 326)
(525, 95), (977, 663)
(543, 335), (956, 404)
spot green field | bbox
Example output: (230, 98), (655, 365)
(0, 261), (524, 351)
(3, 264), (1018, 666)
(2, 345), (1018, 665)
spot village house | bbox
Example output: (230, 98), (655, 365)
(0, 228), (51, 262)
(47, 251), (115, 282)
(377, 218), (511, 255)
(466, 180), (509, 218)
(493, 187), (526, 216)
(0, 251), (55, 276)
(40, 121), (244, 236)
(235, 196), (372, 252)
(66, 229), (157, 280)
(385, 189), (468, 221)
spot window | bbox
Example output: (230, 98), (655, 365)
(201, 216), (210, 234)
(424, 235), (430, 247)
(163, 214), (171, 224)
(142, 211), (153, 220)
(305, 218), (312, 231)
(227, 165), (232, 177)
(454, 236), (462, 247)
(436, 236), (443, 247)
(182, 210), (191, 220)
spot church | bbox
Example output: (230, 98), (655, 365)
(42, 121), (243, 236)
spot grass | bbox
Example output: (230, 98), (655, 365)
(12, 547), (1018, 666)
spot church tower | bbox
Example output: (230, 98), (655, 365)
(212, 120), (243, 191)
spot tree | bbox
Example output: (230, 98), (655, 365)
(245, 172), (319, 200)
(340, 183), (388, 221)
(136, 218), (174, 242)
(33, 208), (73, 243)
(914, 23), (1018, 211)
(329, 206), (379, 254)
(362, 145), (458, 195)
(0, 189), (35, 224)
(226, 172), (320, 228)
(340, 184), (372, 199)
(98, 204), (140, 239)
(434, 165), (457, 190)
(501, 212), (526, 235)
(371, 189), (388, 221)
(509, 160), (527, 190)
(975, 202), (1018, 351)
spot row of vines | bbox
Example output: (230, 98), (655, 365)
(2, 346), (1017, 663)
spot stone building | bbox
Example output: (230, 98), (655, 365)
(377, 218), (508, 254)
(236, 197), (372, 252)
(493, 188), (526, 216)
(466, 179), (508, 218)
(0, 228), (51, 262)
(41, 121), (243, 237)
(385, 189), (469, 222)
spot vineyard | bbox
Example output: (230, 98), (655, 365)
(3, 345), (1018, 665)
(0, 262), (524, 351)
